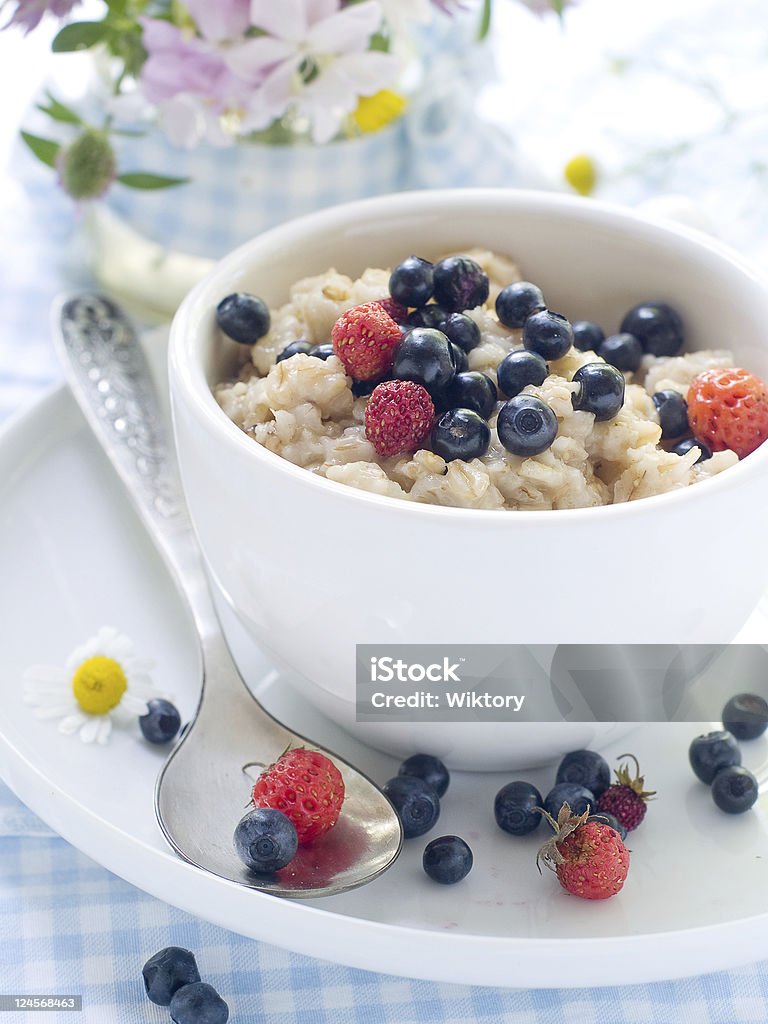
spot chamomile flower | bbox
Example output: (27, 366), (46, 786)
(24, 627), (159, 745)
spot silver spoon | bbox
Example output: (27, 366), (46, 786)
(53, 293), (402, 898)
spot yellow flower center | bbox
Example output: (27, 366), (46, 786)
(353, 90), (407, 135)
(72, 656), (127, 715)
(564, 154), (597, 197)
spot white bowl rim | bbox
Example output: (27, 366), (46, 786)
(170, 187), (768, 524)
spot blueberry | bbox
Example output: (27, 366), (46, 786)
(722, 693), (768, 741)
(556, 749), (611, 799)
(571, 363), (625, 421)
(588, 812), (627, 841)
(450, 343), (469, 373)
(351, 377), (382, 397)
(495, 281), (546, 328)
(494, 780), (543, 836)
(543, 782), (594, 819)
(432, 256), (489, 312)
(432, 408), (491, 461)
(522, 310), (574, 361)
(441, 312), (481, 353)
(169, 982), (229, 1024)
(393, 327), (455, 393)
(139, 699), (182, 745)
(422, 835), (473, 884)
(216, 292), (270, 345)
(389, 256), (434, 308)
(688, 730), (741, 785)
(276, 340), (312, 362)
(142, 947), (200, 1006)
(598, 333), (643, 373)
(398, 753), (450, 797)
(497, 349), (548, 398)
(497, 395), (558, 457)
(408, 305), (449, 329)
(233, 808), (298, 872)
(653, 390), (689, 439)
(711, 766), (759, 815)
(673, 436), (712, 462)
(620, 302), (684, 357)
(444, 372), (497, 419)
(572, 320), (605, 353)
(383, 775), (440, 838)
(309, 343), (335, 361)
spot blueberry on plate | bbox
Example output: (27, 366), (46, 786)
(389, 256), (434, 308)
(543, 782), (594, 819)
(383, 775), (440, 838)
(139, 699), (182, 744)
(496, 349), (548, 398)
(444, 372), (497, 420)
(422, 836), (473, 884)
(441, 312), (481, 352)
(398, 753), (450, 797)
(450, 343), (469, 374)
(216, 292), (270, 344)
(653, 390), (689, 439)
(408, 304), (449, 329)
(571, 363), (625, 421)
(620, 302), (684, 357)
(432, 256), (490, 312)
(494, 780), (543, 836)
(169, 982), (229, 1024)
(393, 327), (455, 393)
(522, 310), (574, 361)
(556, 749), (611, 799)
(711, 766), (759, 815)
(598, 332), (643, 373)
(673, 436), (712, 462)
(351, 377), (382, 398)
(588, 811), (627, 841)
(432, 408), (491, 461)
(722, 693), (768, 740)
(688, 730), (741, 784)
(495, 281), (546, 328)
(497, 395), (558, 457)
(143, 947), (201, 1007)
(309, 343), (335, 361)
(276, 340), (312, 362)
(572, 320), (605, 353)
(233, 808), (298, 872)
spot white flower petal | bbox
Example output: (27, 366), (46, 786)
(111, 704), (135, 725)
(59, 712), (87, 736)
(122, 694), (149, 716)
(97, 719), (112, 745)
(23, 666), (67, 683)
(224, 36), (296, 81)
(79, 717), (103, 744)
(307, 1), (384, 55)
(250, 0), (309, 41)
(306, 0), (340, 23)
(158, 95), (207, 149)
(32, 705), (74, 720)
(333, 50), (402, 93)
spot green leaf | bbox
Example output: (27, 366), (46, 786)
(52, 21), (109, 53)
(478, 0), (492, 41)
(36, 92), (83, 126)
(20, 131), (61, 169)
(117, 172), (190, 190)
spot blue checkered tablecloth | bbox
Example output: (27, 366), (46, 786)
(5, 44), (768, 1021)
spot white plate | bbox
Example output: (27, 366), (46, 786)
(2, 385), (768, 988)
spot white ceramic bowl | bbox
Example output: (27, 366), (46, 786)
(169, 189), (768, 769)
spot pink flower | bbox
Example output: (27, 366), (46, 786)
(2, 0), (79, 33)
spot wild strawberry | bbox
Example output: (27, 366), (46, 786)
(687, 367), (768, 459)
(250, 748), (345, 845)
(331, 301), (402, 380)
(596, 754), (655, 832)
(364, 380), (435, 458)
(376, 297), (409, 324)
(537, 803), (629, 900)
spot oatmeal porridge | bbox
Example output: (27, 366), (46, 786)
(213, 249), (767, 511)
